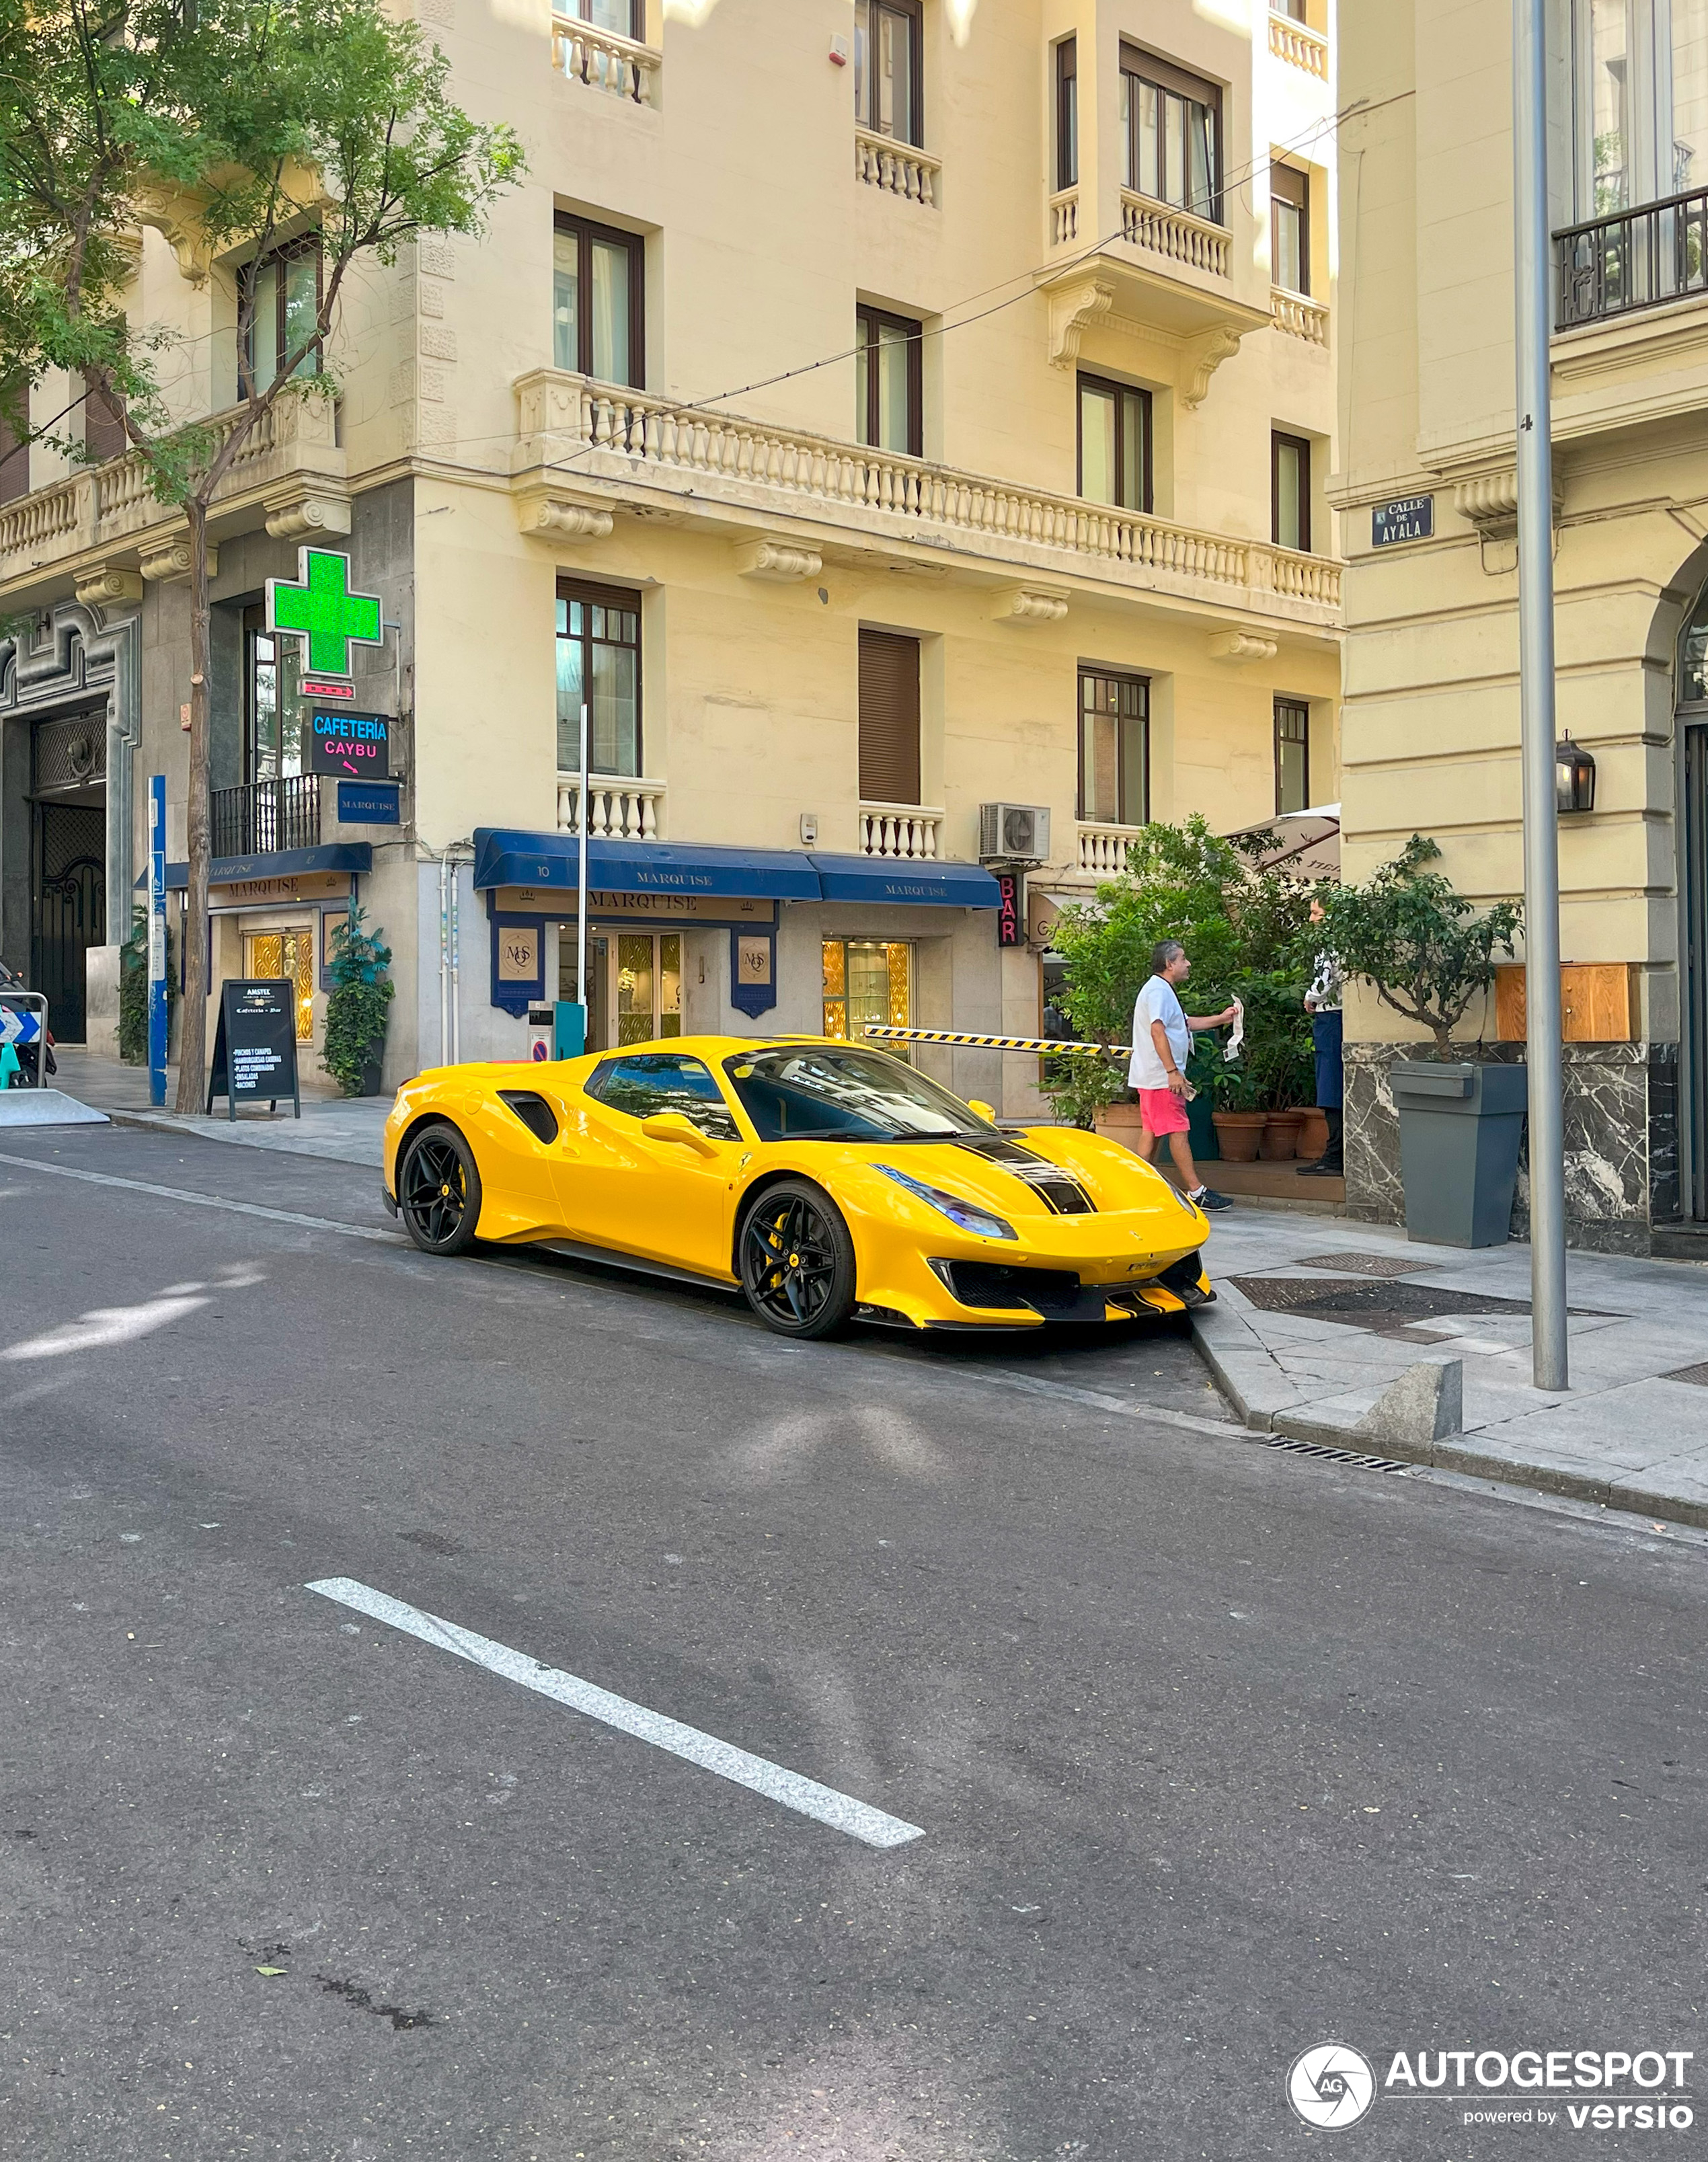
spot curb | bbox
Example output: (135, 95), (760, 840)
(1188, 1313), (1708, 1535)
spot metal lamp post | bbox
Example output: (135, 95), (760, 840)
(1514, 0), (1569, 1390)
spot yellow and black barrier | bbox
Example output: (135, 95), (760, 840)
(862, 1024), (1132, 1057)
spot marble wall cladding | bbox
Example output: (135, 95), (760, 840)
(1344, 1040), (1682, 1253)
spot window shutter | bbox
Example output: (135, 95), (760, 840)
(858, 629), (921, 804)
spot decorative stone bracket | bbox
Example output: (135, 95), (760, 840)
(734, 536), (822, 582)
(1450, 466), (1563, 537)
(73, 564), (142, 609)
(139, 539), (219, 584)
(264, 486), (352, 542)
(1047, 278), (1116, 371)
(988, 583), (1069, 626)
(1208, 629), (1278, 662)
(515, 487), (615, 541)
(1179, 327), (1244, 410)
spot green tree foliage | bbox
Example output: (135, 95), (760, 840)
(320, 901), (393, 1094)
(1315, 834), (1521, 1054)
(118, 904), (176, 1064)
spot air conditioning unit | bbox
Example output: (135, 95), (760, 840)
(979, 802), (1051, 865)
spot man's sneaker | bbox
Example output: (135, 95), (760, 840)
(1298, 1158), (1344, 1180)
(1188, 1186), (1234, 1211)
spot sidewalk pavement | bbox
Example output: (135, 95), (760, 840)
(1194, 1209), (1708, 1531)
(50, 1048), (389, 1168)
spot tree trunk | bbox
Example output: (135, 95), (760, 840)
(173, 496), (213, 1114)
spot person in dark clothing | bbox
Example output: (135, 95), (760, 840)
(1300, 896), (1344, 1178)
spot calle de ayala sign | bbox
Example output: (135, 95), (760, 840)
(1371, 494), (1434, 547)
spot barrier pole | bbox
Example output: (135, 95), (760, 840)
(148, 774), (167, 1109)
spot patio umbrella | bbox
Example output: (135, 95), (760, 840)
(1224, 802), (1341, 881)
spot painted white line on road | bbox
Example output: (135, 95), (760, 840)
(0, 1153), (403, 1245)
(306, 1576), (925, 1850)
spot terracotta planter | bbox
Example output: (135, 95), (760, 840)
(1259, 1109), (1307, 1162)
(1293, 1107), (1331, 1162)
(1093, 1102), (1147, 1153)
(1211, 1110), (1268, 1163)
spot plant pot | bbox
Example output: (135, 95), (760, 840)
(1293, 1108), (1331, 1162)
(1259, 1110), (1306, 1161)
(1392, 1058), (1527, 1247)
(1186, 1085), (1219, 1163)
(354, 1044), (386, 1097)
(1211, 1110), (1268, 1162)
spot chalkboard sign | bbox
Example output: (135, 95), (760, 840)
(206, 978), (301, 1120)
(306, 706), (391, 779)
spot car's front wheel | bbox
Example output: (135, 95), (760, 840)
(739, 1180), (857, 1339)
(397, 1120), (482, 1256)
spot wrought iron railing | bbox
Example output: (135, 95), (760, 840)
(211, 774), (321, 859)
(1555, 186), (1708, 329)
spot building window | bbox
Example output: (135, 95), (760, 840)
(243, 603), (305, 783)
(1271, 163), (1309, 293)
(1280, 0), (1308, 18)
(82, 373), (127, 462)
(553, 214), (645, 386)
(570, 0), (643, 33)
(557, 580), (642, 775)
(1079, 668), (1149, 826)
(823, 939), (912, 1042)
(855, 305), (923, 456)
(855, 0), (923, 147)
(241, 238), (321, 397)
(1077, 375), (1152, 510)
(1567, 0), (1708, 215)
(0, 383), (26, 504)
(1122, 47), (1222, 222)
(1275, 698), (1311, 814)
(1056, 37), (1078, 191)
(857, 627), (921, 804)
(1272, 430), (1311, 552)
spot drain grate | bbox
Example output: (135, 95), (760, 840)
(1663, 1361), (1708, 1388)
(1292, 1251), (1438, 1279)
(1227, 1274), (1610, 1330)
(1265, 1434), (1413, 1474)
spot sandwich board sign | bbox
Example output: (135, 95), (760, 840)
(206, 979), (301, 1120)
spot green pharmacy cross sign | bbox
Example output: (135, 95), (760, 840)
(265, 547), (385, 679)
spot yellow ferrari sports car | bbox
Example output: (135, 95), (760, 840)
(381, 1034), (1214, 1339)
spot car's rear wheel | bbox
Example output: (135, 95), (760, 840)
(739, 1181), (857, 1339)
(398, 1120), (482, 1256)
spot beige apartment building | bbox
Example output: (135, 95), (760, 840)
(1333, 0), (1708, 1256)
(0, 0), (1340, 1114)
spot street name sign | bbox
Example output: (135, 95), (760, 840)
(1372, 495), (1434, 547)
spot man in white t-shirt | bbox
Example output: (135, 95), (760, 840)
(1128, 939), (1239, 1212)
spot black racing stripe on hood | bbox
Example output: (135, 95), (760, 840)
(953, 1135), (1095, 1214)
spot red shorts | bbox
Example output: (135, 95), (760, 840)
(1137, 1086), (1191, 1137)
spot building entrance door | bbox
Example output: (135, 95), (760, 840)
(30, 802), (106, 1042)
(561, 929), (681, 1052)
(1685, 722), (1708, 1221)
(243, 929), (316, 1043)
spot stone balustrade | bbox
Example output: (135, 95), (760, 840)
(551, 14), (658, 104)
(1077, 824), (1142, 876)
(557, 773), (666, 839)
(1272, 288), (1329, 345)
(1050, 189), (1079, 247)
(1268, 11), (1329, 79)
(854, 126), (941, 206)
(1120, 192), (1231, 277)
(859, 804), (943, 860)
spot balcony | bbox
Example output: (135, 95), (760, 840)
(0, 395), (347, 607)
(1272, 288), (1329, 346)
(859, 804), (943, 859)
(1077, 822), (1141, 877)
(854, 126), (940, 208)
(512, 371), (1340, 631)
(211, 775), (321, 859)
(1268, 11), (1329, 79)
(1122, 192), (1231, 280)
(1555, 186), (1708, 330)
(557, 772), (666, 839)
(550, 13), (658, 105)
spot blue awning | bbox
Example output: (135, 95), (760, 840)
(808, 853), (1003, 908)
(137, 843), (373, 892)
(473, 830), (821, 900)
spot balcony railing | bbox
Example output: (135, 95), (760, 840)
(557, 773), (665, 839)
(1120, 192), (1231, 278)
(1272, 287), (1329, 345)
(211, 774), (321, 859)
(854, 126), (940, 207)
(1077, 822), (1142, 876)
(1048, 187), (1080, 247)
(1269, 11), (1329, 79)
(550, 13), (658, 105)
(859, 804), (943, 859)
(1555, 186), (1708, 330)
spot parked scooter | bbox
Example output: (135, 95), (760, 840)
(0, 960), (56, 1086)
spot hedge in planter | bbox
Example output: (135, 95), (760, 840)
(321, 904), (395, 1097)
(117, 906), (176, 1065)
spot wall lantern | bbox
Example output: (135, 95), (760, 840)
(1555, 735), (1596, 814)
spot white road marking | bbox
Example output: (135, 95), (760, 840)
(307, 1576), (925, 1850)
(0, 1153), (402, 1244)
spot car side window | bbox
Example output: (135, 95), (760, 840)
(585, 1052), (740, 1141)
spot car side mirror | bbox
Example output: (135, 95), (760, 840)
(967, 1099), (997, 1122)
(640, 1112), (719, 1156)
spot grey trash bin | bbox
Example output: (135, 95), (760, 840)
(1391, 1058), (1528, 1248)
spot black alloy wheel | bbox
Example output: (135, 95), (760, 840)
(739, 1181), (857, 1339)
(398, 1121), (483, 1256)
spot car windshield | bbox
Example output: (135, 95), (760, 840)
(722, 1045), (996, 1142)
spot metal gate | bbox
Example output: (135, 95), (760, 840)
(31, 802), (106, 1042)
(1686, 722), (1708, 1221)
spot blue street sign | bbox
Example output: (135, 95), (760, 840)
(0, 1005), (41, 1046)
(336, 779), (401, 825)
(149, 774), (167, 1108)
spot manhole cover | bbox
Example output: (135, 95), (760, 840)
(1292, 1251), (1437, 1278)
(1664, 1361), (1708, 1388)
(1227, 1274), (1604, 1329)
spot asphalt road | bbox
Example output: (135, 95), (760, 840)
(1, 1122), (1703, 2161)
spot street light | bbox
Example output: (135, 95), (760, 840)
(1555, 736), (1596, 814)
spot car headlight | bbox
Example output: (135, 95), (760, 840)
(877, 1163), (1017, 1241)
(1169, 1180), (1201, 1217)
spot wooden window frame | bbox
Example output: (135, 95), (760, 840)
(857, 627), (923, 805)
(1272, 429), (1312, 553)
(1274, 697), (1311, 815)
(240, 235), (323, 398)
(1075, 373), (1153, 513)
(856, 303), (925, 459)
(1270, 161), (1310, 296)
(557, 576), (645, 776)
(1056, 36), (1078, 192)
(1077, 666), (1151, 826)
(1120, 42), (1224, 223)
(856, 0), (925, 149)
(572, 0), (644, 35)
(552, 212), (647, 389)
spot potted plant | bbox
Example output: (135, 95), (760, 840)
(118, 905), (176, 1065)
(321, 904), (395, 1097)
(1316, 836), (1522, 1247)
